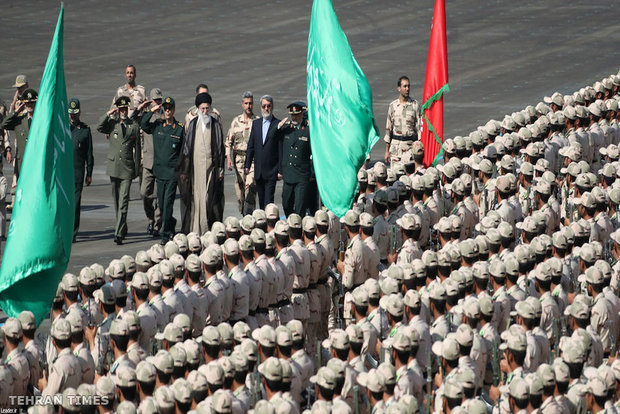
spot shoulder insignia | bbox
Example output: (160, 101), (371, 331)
(178, 122), (184, 128)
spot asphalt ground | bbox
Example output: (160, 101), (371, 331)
(0, 0), (618, 274)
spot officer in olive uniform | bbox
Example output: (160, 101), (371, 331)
(97, 96), (141, 245)
(1, 88), (38, 178)
(68, 98), (94, 242)
(278, 101), (312, 217)
(139, 96), (184, 245)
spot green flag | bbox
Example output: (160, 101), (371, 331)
(307, 0), (380, 217)
(0, 6), (74, 325)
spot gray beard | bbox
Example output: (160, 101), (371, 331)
(198, 113), (211, 127)
(262, 110), (272, 120)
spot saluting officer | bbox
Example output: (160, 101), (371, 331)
(97, 96), (141, 245)
(68, 98), (94, 242)
(139, 96), (185, 245)
(1, 88), (37, 178)
(278, 101), (313, 217)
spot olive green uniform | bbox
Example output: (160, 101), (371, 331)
(71, 121), (94, 239)
(140, 111), (184, 243)
(279, 118), (312, 217)
(96, 114), (141, 240)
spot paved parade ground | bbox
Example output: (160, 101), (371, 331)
(0, 0), (618, 272)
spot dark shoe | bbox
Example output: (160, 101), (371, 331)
(146, 223), (154, 235)
(153, 229), (160, 238)
(114, 236), (123, 245)
(72, 236), (77, 243)
(160, 238), (167, 246)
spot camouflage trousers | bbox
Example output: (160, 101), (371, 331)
(233, 154), (256, 215)
(389, 139), (414, 165)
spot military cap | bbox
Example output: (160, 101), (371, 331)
(12, 74), (28, 88)
(379, 277), (399, 296)
(433, 217), (452, 234)
(108, 280), (126, 301)
(513, 301), (535, 320)
(169, 343), (187, 369)
(66, 97), (82, 115)
(345, 324), (364, 345)
(392, 330), (411, 351)
(181, 254), (199, 273)
(114, 364), (137, 388)
(310, 211), (329, 228)
(187, 369), (207, 394)
(154, 322), (182, 342)
(136, 361), (157, 383)
(261, 204), (278, 222)
(272, 220), (288, 236)
(108, 259), (126, 280)
(402, 289), (420, 310)
(50, 317), (72, 342)
(2, 317), (22, 339)
(373, 161), (388, 179)
(153, 386), (175, 411)
(211, 221), (227, 237)
(150, 244), (166, 263)
(585, 375), (608, 398)
(274, 325), (292, 347)
(64, 311), (83, 335)
(109, 319), (128, 337)
(461, 297), (480, 319)
(442, 378), (464, 400)
(130, 272), (148, 290)
(611, 228), (620, 245)
(147, 87), (163, 101)
(161, 96), (175, 108)
(148, 268), (163, 288)
(600, 163), (617, 179)
(323, 328), (349, 350)
(432, 336), (460, 360)
(94, 284), (116, 305)
(149, 350), (174, 374)
(500, 376), (529, 401)
(258, 356), (282, 381)
(115, 401), (136, 414)
(232, 321), (251, 343)
(217, 323), (234, 348)
(581, 266), (604, 285)
(223, 217), (240, 234)
(406, 139), (424, 157)
(476, 295), (493, 318)
(357, 168), (368, 183)
(351, 286), (369, 308)
(357, 368), (384, 393)
(588, 101), (602, 117)
(96, 376), (116, 400)
(182, 339), (200, 366)
(499, 324), (527, 352)
(240, 338), (258, 362)
(285, 100), (305, 114)
(20, 88), (38, 103)
(286, 319), (304, 341)
(229, 350), (249, 372)
(115, 95), (131, 108)
(442, 277), (459, 298)
(374, 363), (396, 387)
(15, 311), (36, 332)
(164, 241), (179, 258)
(251, 325), (276, 347)
(264, 232), (275, 249)
(425, 280), (446, 301)
(61, 272), (79, 292)
(135, 250), (151, 268)
(612, 359), (620, 382)
(199, 245), (219, 267)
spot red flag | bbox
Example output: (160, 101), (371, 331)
(421, 0), (449, 167)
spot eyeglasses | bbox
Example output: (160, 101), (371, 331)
(261, 104), (272, 109)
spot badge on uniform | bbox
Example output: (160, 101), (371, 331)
(300, 136), (308, 141)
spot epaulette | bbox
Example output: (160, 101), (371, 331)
(178, 122), (184, 128)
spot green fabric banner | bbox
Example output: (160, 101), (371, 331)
(307, 0), (380, 217)
(0, 6), (74, 325)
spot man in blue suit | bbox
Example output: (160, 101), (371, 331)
(244, 95), (282, 209)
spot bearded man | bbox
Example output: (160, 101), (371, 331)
(177, 92), (225, 234)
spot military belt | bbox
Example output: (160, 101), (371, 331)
(248, 309), (257, 316)
(391, 133), (417, 142)
(256, 307), (269, 314)
(277, 299), (292, 307)
(317, 278), (328, 285)
(293, 288), (307, 294)
(307, 283), (319, 290)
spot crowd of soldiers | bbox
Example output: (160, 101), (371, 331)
(1, 70), (620, 414)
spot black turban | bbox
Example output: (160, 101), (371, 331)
(195, 92), (212, 107)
